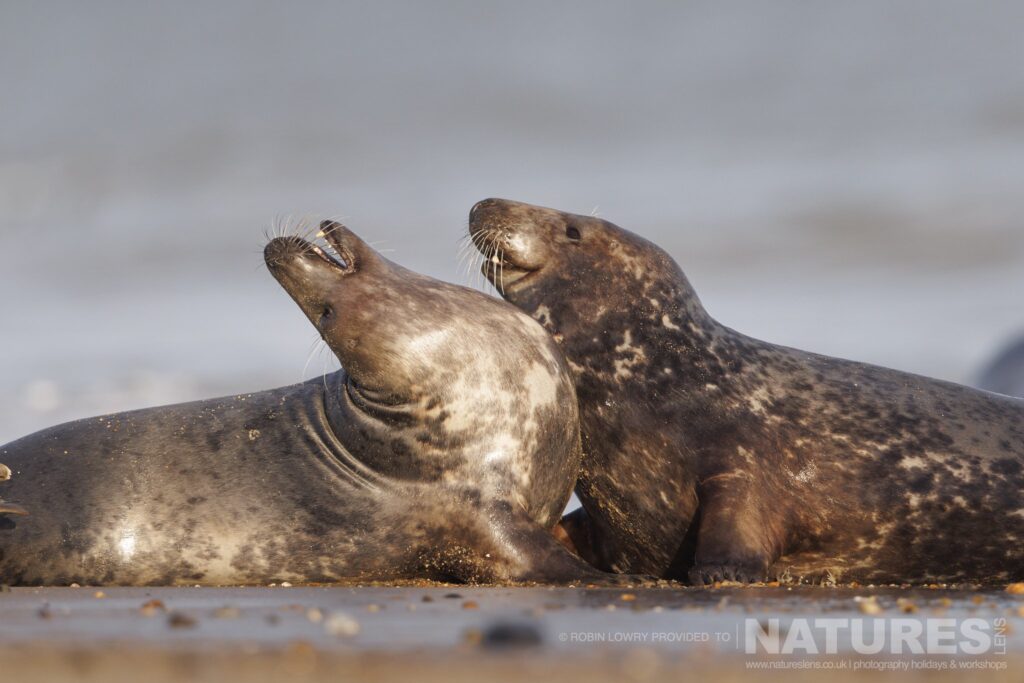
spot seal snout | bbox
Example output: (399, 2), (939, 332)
(263, 222), (359, 277)
(469, 199), (547, 292)
(470, 197), (504, 222)
(263, 236), (304, 268)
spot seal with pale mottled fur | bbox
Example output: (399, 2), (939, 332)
(470, 198), (1024, 586)
(0, 221), (613, 587)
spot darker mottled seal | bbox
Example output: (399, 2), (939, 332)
(0, 221), (612, 587)
(470, 198), (1024, 586)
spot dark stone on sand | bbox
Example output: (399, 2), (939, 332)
(481, 621), (543, 649)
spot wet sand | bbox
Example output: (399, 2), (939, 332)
(2, 585), (1023, 681)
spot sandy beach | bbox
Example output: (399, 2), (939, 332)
(2, 584), (1024, 681)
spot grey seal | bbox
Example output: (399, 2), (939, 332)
(470, 198), (1024, 586)
(0, 221), (614, 587)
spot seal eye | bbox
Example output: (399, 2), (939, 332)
(565, 225), (581, 242)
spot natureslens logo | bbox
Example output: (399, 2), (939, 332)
(744, 617), (1008, 656)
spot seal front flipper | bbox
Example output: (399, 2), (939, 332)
(688, 471), (783, 585)
(441, 500), (651, 587)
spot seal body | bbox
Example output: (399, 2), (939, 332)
(977, 336), (1024, 398)
(470, 198), (1024, 585)
(0, 222), (607, 586)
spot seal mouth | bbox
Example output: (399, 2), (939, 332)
(265, 221), (357, 276)
(316, 222), (358, 274)
(471, 228), (538, 292)
(481, 251), (537, 290)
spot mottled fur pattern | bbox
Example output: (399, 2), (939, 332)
(470, 198), (1024, 585)
(0, 221), (612, 586)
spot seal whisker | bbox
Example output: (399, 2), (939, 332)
(476, 230), (496, 292)
(301, 335), (325, 381)
(461, 234), (479, 279)
(321, 347), (331, 396)
(455, 234), (480, 288)
(485, 230), (504, 295)
(498, 245), (506, 295)
(478, 233), (493, 293)
(468, 233), (486, 291)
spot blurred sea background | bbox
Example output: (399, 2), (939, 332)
(1, 1), (1023, 444)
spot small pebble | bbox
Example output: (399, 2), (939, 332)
(0, 464), (11, 481)
(306, 607), (324, 623)
(897, 598), (918, 614)
(857, 597), (883, 615)
(213, 606), (240, 619)
(444, 593), (462, 600)
(462, 600), (479, 610)
(93, 591), (105, 599)
(168, 612), (197, 629)
(480, 621), (543, 650)
(280, 582), (293, 588)
(1006, 583), (1024, 595)
(619, 593), (637, 601)
(421, 595), (434, 603)
(324, 612), (361, 637)
(140, 599), (167, 616)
